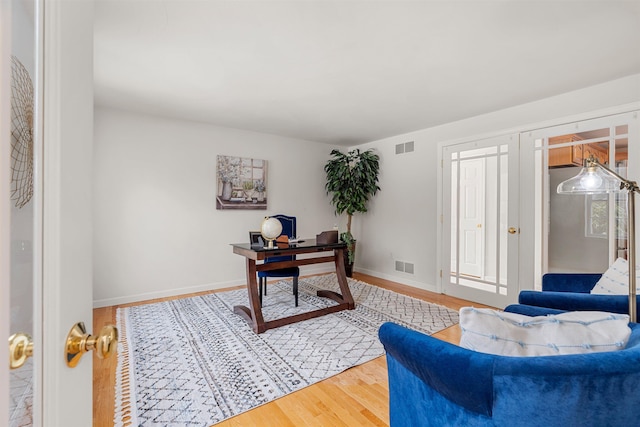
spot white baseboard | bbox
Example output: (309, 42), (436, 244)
(93, 265), (337, 308)
(92, 278), (244, 308)
(354, 267), (439, 293)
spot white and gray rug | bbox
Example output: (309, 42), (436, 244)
(115, 274), (458, 426)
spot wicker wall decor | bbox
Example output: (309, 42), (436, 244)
(10, 55), (34, 209)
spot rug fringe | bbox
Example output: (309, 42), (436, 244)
(114, 308), (135, 427)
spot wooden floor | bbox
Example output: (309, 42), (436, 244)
(93, 272), (494, 427)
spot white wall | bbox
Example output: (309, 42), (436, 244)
(93, 107), (341, 306)
(94, 73), (640, 305)
(354, 74), (640, 292)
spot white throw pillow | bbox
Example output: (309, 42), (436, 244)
(591, 257), (640, 295)
(459, 307), (630, 357)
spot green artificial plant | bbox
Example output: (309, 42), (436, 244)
(324, 148), (381, 264)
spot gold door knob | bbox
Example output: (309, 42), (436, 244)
(65, 322), (118, 368)
(9, 333), (34, 370)
(508, 227), (518, 234)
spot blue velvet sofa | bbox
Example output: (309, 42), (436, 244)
(519, 273), (640, 317)
(378, 306), (640, 427)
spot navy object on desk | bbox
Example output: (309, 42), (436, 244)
(257, 214), (300, 306)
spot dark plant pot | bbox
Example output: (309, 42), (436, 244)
(344, 261), (354, 277)
(342, 240), (356, 277)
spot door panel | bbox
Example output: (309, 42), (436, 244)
(522, 112), (639, 289)
(1, 1), (11, 421)
(5, 0), (37, 425)
(459, 159), (484, 277)
(3, 1), (95, 426)
(443, 134), (520, 308)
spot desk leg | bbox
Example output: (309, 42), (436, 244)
(233, 258), (266, 333)
(317, 247), (355, 309)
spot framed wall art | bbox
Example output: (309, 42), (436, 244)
(216, 155), (268, 210)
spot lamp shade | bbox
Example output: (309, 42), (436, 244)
(557, 165), (621, 194)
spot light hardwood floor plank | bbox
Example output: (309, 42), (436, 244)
(93, 272), (494, 426)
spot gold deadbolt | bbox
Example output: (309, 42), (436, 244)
(65, 322), (118, 368)
(9, 333), (34, 370)
(508, 227), (518, 234)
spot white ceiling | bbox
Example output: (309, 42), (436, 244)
(93, 1), (640, 146)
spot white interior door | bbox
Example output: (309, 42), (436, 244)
(442, 134), (520, 308)
(3, 1), (95, 426)
(458, 158), (485, 278)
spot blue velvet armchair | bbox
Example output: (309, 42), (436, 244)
(378, 310), (640, 427)
(519, 273), (640, 317)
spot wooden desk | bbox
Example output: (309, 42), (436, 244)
(231, 239), (355, 333)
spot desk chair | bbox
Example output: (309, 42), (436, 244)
(258, 214), (300, 306)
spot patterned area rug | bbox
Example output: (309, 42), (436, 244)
(115, 274), (458, 426)
(9, 359), (33, 427)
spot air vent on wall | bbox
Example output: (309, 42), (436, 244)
(395, 260), (414, 274)
(395, 141), (415, 155)
(404, 141), (414, 152)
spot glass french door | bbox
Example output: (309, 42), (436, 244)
(442, 134), (520, 308)
(522, 111), (639, 289)
(4, 2), (95, 426)
(4, 0), (38, 425)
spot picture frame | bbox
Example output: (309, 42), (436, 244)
(216, 155), (268, 210)
(249, 231), (264, 247)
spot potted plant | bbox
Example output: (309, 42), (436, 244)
(242, 181), (255, 201)
(324, 148), (380, 276)
(254, 180), (266, 202)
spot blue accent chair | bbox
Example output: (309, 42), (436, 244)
(258, 214), (300, 306)
(378, 306), (640, 427)
(518, 273), (640, 317)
